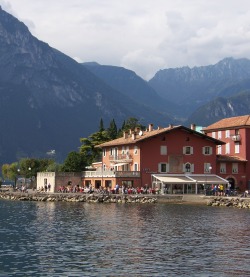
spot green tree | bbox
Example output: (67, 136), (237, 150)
(79, 130), (110, 164)
(107, 118), (118, 140)
(79, 117), (143, 165)
(61, 151), (86, 172)
(2, 163), (18, 180)
(46, 162), (62, 172)
(1, 158), (58, 180)
(122, 117), (143, 131)
(99, 118), (105, 132)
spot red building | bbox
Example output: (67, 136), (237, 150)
(82, 123), (228, 194)
(203, 115), (250, 192)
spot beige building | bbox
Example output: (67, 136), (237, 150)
(36, 172), (82, 192)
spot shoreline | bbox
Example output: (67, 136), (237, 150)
(0, 190), (250, 208)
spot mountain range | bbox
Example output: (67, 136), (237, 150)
(0, 6), (250, 165)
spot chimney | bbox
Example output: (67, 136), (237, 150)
(132, 132), (136, 140)
(190, 124), (196, 131)
(148, 123), (153, 132)
(123, 131), (128, 139)
(135, 127), (140, 133)
(169, 124), (173, 129)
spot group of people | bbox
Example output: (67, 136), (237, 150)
(205, 184), (249, 197)
(37, 183), (51, 192)
(57, 184), (95, 194)
(52, 184), (160, 195)
(211, 184), (225, 196)
(115, 185), (159, 195)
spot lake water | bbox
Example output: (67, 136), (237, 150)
(0, 199), (250, 277)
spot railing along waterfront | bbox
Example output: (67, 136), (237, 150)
(82, 170), (140, 178)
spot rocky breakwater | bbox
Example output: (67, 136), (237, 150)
(207, 197), (250, 209)
(0, 192), (157, 204)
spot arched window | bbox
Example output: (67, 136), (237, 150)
(185, 163), (191, 172)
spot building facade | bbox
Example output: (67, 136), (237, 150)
(82, 124), (228, 193)
(37, 172), (82, 193)
(203, 115), (250, 191)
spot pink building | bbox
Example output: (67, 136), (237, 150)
(82, 124), (228, 194)
(203, 115), (250, 191)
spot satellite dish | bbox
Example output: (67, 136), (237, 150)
(139, 130), (143, 136)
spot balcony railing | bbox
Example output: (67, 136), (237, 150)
(109, 154), (133, 162)
(231, 134), (241, 142)
(82, 170), (140, 178)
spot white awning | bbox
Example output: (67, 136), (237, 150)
(114, 163), (129, 167)
(154, 176), (195, 184)
(189, 175), (229, 184)
(153, 174), (229, 184)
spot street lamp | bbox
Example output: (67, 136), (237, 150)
(204, 165), (212, 195)
(14, 168), (20, 189)
(25, 166), (31, 186)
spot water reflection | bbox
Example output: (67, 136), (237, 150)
(0, 201), (250, 276)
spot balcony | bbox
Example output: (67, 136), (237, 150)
(109, 154), (133, 163)
(231, 134), (241, 142)
(82, 170), (140, 178)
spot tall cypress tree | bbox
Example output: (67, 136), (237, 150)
(99, 118), (104, 132)
(107, 119), (118, 140)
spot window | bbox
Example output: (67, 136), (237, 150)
(226, 143), (230, 154)
(204, 163), (212, 173)
(217, 145), (222, 154)
(220, 163), (226, 173)
(232, 163), (238, 174)
(235, 142), (240, 154)
(235, 129), (240, 135)
(203, 146), (212, 155)
(121, 146), (125, 154)
(134, 163), (138, 171)
(183, 146), (193, 155)
(185, 163), (191, 172)
(218, 131), (222, 139)
(110, 147), (118, 158)
(212, 132), (216, 138)
(158, 163), (169, 173)
(160, 145), (167, 155)
(103, 149), (106, 157)
(225, 130), (230, 138)
(134, 146), (138, 155)
(161, 163), (167, 172)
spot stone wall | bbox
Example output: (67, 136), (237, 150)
(0, 192), (157, 204)
(207, 197), (250, 208)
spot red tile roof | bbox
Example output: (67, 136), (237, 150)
(204, 115), (250, 131)
(217, 155), (247, 162)
(96, 125), (224, 148)
(97, 126), (175, 147)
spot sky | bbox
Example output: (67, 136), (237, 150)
(1, 0), (250, 80)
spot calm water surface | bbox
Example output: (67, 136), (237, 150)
(0, 199), (250, 276)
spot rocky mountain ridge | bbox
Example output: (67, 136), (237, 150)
(148, 57), (250, 119)
(0, 7), (171, 165)
(0, 6), (250, 165)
